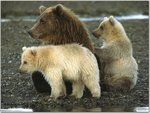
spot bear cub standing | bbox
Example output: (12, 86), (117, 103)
(19, 44), (101, 99)
(92, 16), (138, 91)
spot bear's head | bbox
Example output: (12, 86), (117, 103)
(28, 4), (64, 40)
(19, 47), (37, 73)
(27, 4), (93, 52)
(92, 16), (125, 42)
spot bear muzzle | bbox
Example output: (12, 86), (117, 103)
(27, 30), (33, 37)
(27, 30), (43, 39)
(24, 26), (33, 37)
(18, 68), (26, 74)
(18, 66), (28, 74)
(92, 30), (100, 38)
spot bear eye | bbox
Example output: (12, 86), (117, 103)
(23, 61), (27, 64)
(100, 26), (104, 30)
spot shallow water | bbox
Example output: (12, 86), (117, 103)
(0, 106), (149, 112)
(1, 14), (149, 22)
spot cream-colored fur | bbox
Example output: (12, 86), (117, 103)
(93, 16), (138, 90)
(19, 44), (101, 99)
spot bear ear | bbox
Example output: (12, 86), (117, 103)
(39, 5), (47, 14)
(22, 46), (27, 51)
(30, 49), (37, 56)
(104, 17), (108, 20)
(54, 4), (64, 16)
(109, 16), (115, 26)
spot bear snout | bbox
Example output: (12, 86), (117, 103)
(18, 68), (25, 74)
(92, 30), (100, 38)
(24, 26), (33, 37)
(27, 30), (33, 37)
(24, 26), (29, 30)
(18, 66), (27, 74)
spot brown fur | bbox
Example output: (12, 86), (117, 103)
(27, 4), (96, 95)
(29, 4), (94, 52)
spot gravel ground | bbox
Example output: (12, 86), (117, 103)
(1, 19), (149, 112)
(1, 1), (149, 112)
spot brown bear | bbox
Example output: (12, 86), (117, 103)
(27, 4), (99, 95)
(28, 4), (94, 51)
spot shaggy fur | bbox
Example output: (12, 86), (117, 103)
(29, 4), (94, 52)
(27, 4), (97, 94)
(92, 16), (138, 91)
(19, 44), (101, 99)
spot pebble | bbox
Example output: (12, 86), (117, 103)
(8, 60), (12, 63)
(8, 27), (12, 30)
(137, 60), (141, 64)
(17, 97), (22, 100)
(27, 82), (31, 87)
(32, 99), (36, 102)
(10, 94), (14, 97)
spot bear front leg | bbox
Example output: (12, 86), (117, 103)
(70, 81), (84, 98)
(44, 69), (66, 100)
(50, 80), (66, 99)
(51, 78), (66, 99)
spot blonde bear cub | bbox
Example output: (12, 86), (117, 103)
(92, 16), (138, 90)
(19, 44), (101, 99)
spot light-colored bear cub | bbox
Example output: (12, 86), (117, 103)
(92, 16), (138, 90)
(19, 44), (101, 99)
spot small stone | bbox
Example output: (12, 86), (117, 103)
(19, 31), (22, 34)
(8, 27), (12, 30)
(8, 60), (12, 63)
(137, 60), (141, 64)
(27, 82), (31, 86)
(32, 99), (36, 102)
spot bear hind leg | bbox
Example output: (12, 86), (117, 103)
(82, 75), (101, 98)
(106, 75), (136, 91)
(70, 81), (84, 98)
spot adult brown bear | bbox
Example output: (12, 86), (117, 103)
(27, 4), (100, 96)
